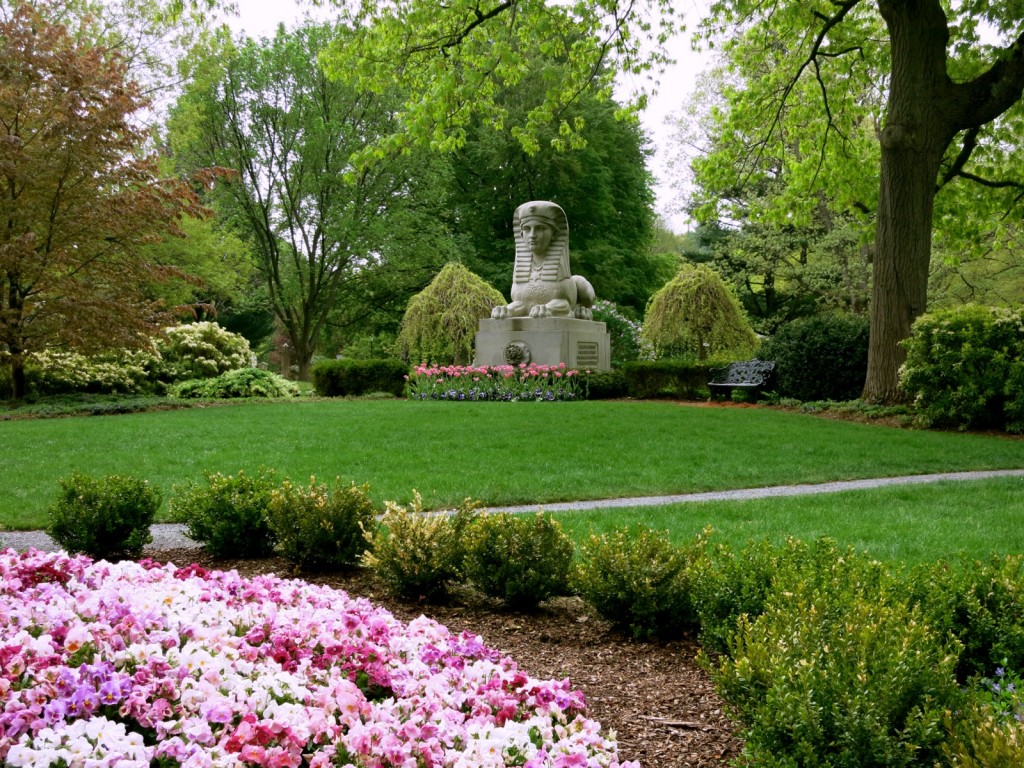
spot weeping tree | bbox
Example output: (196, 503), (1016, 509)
(642, 264), (759, 361)
(398, 263), (504, 365)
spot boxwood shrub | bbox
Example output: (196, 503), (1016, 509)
(46, 473), (160, 560)
(899, 304), (1024, 432)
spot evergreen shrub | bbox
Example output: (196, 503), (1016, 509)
(168, 469), (278, 559)
(758, 312), (870, 401)
(47, 473), (160, 560)
(621, 359), (721, 399)
(311, 358), (408, 397)
(169, 368), (299, 399)
(463, 512), (575, 610)
(708, 540), (962, 768)
(691, 538), (799, 656)
(267, 478), (376, 572)
(899, 304), (1024, 432)
(573, 527), (705, 639)
(578, 369), (629, 399)
(907, 555), (1024, 682)
(362, 494), (479, 602)
(943, 695), (1024, 768)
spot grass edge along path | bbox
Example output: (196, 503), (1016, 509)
(4, 471), (1023, 567)
(2, 399), (1023, 530)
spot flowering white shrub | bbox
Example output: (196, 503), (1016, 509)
(155, 322), (252, 382)
(29, 350), (158, 395)
(0, 549), (637, 768)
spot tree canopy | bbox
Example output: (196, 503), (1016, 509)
(169, 22), (458, 379)
(322, 0), (680, 162)
(0, 3), (203, 398)
(690, 0), (1024, 400)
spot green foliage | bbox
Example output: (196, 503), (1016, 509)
(642, 263), (759, 361)
(577, 369), (629, 400)
(46, 473), (159, 560)
(26, 350), (157, 396)
(155, 321), (253, 383)
(709, 540), (961, 768)
(168, 469), (278, 559)
(759, 313), (870, 401)
(899, 305), (1024, 431)
(311, 359), (409, 397)
(907, 556), (1024, 683)
(691, 538), (799, 656)
(591, 300), (652, 364)
(573, 527), (705, 640)
(463, 512), (575, 610)
(621, 359), (724, 400)
(169, 368), (299, 399)
(943, 693), (1024, 768)
(170, 23), (456, 379)
(397, 263), (504, 365)
(267, 478), (376, 573)
(323, 0), (679, 160)
(362, 494), (479, 602)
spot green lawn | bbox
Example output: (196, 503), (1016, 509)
(554, 476), (1024, 565)
(2, 399), (1023, 532)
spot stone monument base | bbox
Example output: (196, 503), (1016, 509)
(473, 317), (611, 371)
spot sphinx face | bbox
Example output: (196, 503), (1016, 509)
(520, 221), (553, 258)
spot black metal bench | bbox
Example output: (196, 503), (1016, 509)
(708, 359), (775, 401)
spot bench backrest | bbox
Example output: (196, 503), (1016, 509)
(712, 359), (775, 385)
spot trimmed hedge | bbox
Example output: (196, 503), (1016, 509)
(311, 358), (408, 397)
(621, 359), (723, 400)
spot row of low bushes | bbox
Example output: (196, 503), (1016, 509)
(45, 471), (1024, 766)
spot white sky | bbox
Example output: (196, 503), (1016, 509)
(227, 0), (713, 233)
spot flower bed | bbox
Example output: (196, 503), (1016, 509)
(0, 549), (635, 768)
(406, 364), (583, 402)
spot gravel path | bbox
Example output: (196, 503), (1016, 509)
(4, 468), (1022, 554)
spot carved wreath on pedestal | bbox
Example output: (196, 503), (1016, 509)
(503, 341), (531, 366)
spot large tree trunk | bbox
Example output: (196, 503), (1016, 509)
(863, 0), (952, 402)
(864, 0), (1024, 402)
(864, 133), (944, 402)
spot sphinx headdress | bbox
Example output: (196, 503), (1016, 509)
(513, 201), (570, 283)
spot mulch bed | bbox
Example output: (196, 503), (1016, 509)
(147, 548), (745, 768)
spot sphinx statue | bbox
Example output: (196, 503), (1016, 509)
(491, 200), (595, 320)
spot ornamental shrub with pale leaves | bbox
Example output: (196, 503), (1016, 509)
(362, 493), (479, 602)
(155, 321), (252, 383)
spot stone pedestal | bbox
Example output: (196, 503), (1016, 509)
(473, 317), (611, 371)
